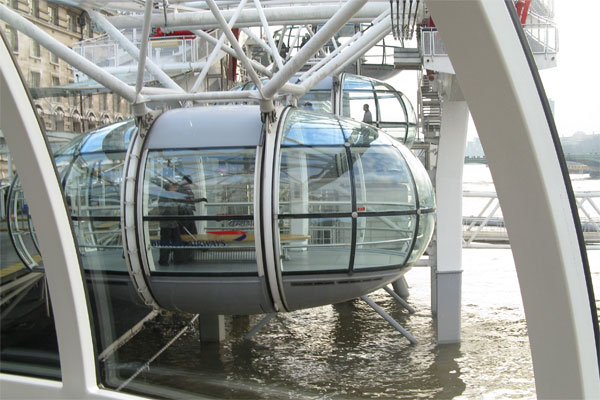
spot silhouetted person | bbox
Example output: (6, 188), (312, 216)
(158, 180), (207, 266)
(362, 104), (373, 124)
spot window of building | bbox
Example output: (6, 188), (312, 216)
(52, 76), (60, 101)
(68, 13), (78, 33)
(6, 26), (18, 53)
(31, 0), (39, 18)
(86, 21), (93, 38)
(29, 71), (41, 88)
(85, 95), (93, 110)
(50, 51), (59, 65)
(30, 40), (41, 59)
(101, 93), (108, 111)
(49, 6), (59, 26)
(9, 0), (18, 11)
(113, 94), (121, 114)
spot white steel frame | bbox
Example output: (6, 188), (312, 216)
(0, 0), (598, 398)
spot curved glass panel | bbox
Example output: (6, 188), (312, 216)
(64, 151), (126, 272)
(354, 215), (416, 270)
(342, 74), (374, 91)
(399, 92), (417, 147)
(298, 90), (332, 113)
(396, 145), (435, 209)
(282, 109), (345, 145)
(278, 110), (434, 274)
(341, 90), (376, 125)
(6, 177), (41, 268)
(279, 147), (352, 215)
(278, 217), (352, 273)
(142, 148), (258, 274)
(408, 213), (436, 264)
(350, 146), (415, 213)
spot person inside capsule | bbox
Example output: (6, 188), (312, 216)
(157, 172), (207, 266)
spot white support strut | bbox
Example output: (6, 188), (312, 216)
(0, 5), (140, 103)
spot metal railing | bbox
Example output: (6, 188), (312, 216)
(462, 191), (600, 249)
(421, 17), (558, 59)
(72, 32), (217, 81)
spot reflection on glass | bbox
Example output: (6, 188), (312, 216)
(6, 177), (42, 269)
(142, 148), (258, 274)
(279, 147), (352, 215)
(299, 90), (332, 113)
(342, 90), (376, 125)
(1, 147), (60, 381)
(396, 145), (436, 209)
(282, 109), (345, 145)
(342, 74), (374, 91)
(64, 151), (126, 272)
(351, 147), (415, 213)
(408, 214), (436, 264)
(354, 215), (416, 269)
(279, 217), (352, 273)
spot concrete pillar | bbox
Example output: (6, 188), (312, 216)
(199, 314), (226, 342)
(432, 75), (469, 344)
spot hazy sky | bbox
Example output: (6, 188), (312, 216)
(388, 0), (600, 138)
(541, 0), (600, 136)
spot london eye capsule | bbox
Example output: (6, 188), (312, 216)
(239, 73), (418, 147)
(8, 105), (434, 315)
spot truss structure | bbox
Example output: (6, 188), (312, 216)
(0, 0), (424, 117)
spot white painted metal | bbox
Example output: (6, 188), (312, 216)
(121, 117), (160, 310)
(206, 0), (263, 89)
(428, 0), (600, 396)
(147, 89), (260, 103)
(87, 10), (184, 93)
(261, 0), (367, 100)
(193, 28), (273, 77)
(190, 0), (247, 93)
(107, 3), (389, 30)
(300, 16), (390, 91)
(0, 31), (144, 400)
(252, 0), (284, 71)
(134, 0), (155, 98)
(261, 106), (289, 312)
(0, 5), (141, 103)
(298, 9), (389, 83)
(433, 77), (469, 344)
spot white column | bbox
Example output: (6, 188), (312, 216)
(428, 1), (600, 397)
(432, 76), (469, 344)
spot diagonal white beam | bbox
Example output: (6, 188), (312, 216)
(108, 4), (389, 30)
(135, 0), (155, 96)
(261, 0), (367, 100)
(0, 5), (140, 103)
(332, 23), (391, 75)
(190, 0), (247, 93)
(87, 10), (184, 93)
(299, 16), (391, 92)
(242, 27), (273, 58)
(205, 0), (263, 89)
(252, 0), (284, 70)
(298, 9), (390, 83)
(193, 29), (273, 77)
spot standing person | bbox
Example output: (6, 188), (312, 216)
(158, 182), (180, 266)
(362, 104), (373, 124)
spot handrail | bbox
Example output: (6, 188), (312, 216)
(463, 190), (600, 248)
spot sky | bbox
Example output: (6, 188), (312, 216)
(388, 0), (600, 138)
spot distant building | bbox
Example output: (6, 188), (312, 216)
(2, 0), (131, 141)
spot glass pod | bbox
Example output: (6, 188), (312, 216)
(126, 105), (434, 314)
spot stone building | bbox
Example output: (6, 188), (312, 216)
(2, 0), (132, 143)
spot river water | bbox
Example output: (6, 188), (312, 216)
(117, 164), (599, 399)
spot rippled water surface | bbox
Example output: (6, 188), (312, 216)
(113, 165), (599, 399)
